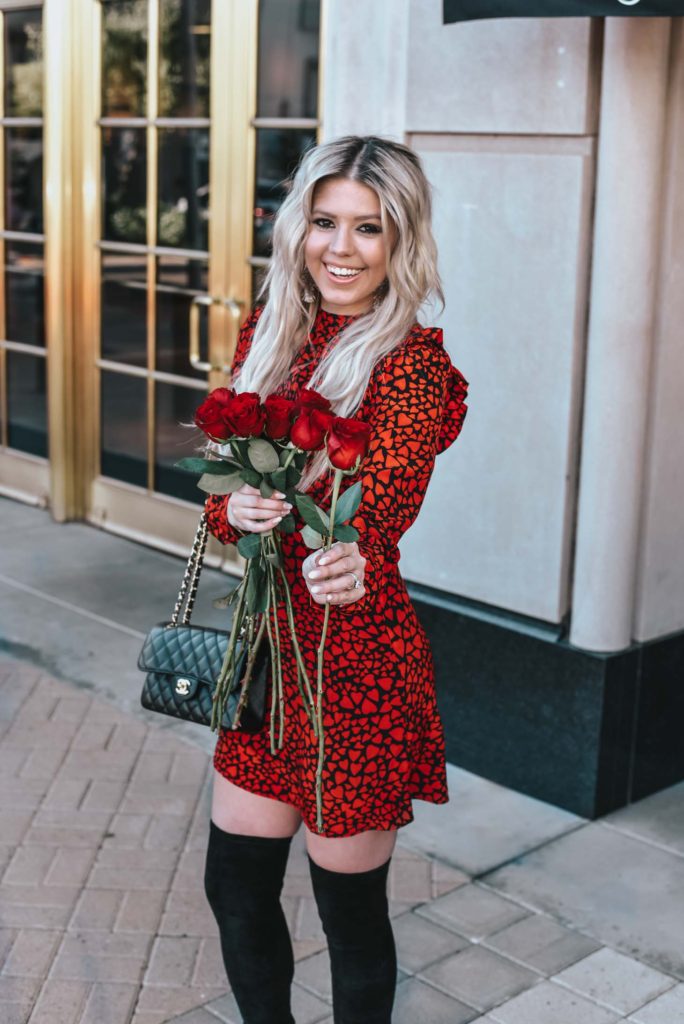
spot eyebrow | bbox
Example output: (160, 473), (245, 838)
(312, 209), (382, 221)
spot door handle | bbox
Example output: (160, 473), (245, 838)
(189, 294), (244, 374)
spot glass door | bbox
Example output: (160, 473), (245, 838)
(0, 2), (48, 504)
(83, 0), (322, 560)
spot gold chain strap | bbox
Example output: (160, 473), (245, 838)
(169, 513), (209, 627)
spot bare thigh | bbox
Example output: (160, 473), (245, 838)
(211, 769), (302, 838)
(305, 826), (398, 873)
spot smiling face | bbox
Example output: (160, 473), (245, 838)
(304, 176), (393, 316)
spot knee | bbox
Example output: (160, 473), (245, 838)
(204, 820), (293, 918)
(307, 854), (392, 943)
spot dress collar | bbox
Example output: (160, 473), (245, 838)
(309, 306), (361, 343)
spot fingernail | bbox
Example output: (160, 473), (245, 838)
(275, 516), (283, 523)
(311, 585), (322, 594)
(275, 491), (286, 498)
(309, 570), (321, 579)
(319, 557), (328, 565)
(284, 503), (292, 510)
(326, 594), (332, 602)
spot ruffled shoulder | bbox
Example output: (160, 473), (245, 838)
(407, 324), (469, 454)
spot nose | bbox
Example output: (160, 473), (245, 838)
(327, 223), (354, 256)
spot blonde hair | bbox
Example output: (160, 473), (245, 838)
(235, 135), (444, 491)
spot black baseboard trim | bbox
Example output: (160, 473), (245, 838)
(409, 582), (684, 819)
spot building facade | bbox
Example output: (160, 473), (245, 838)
(1, 0), (682, 817)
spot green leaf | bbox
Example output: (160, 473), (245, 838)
(286, 463), (301, 488)
(212, 586), (240, 609)
(197, 471), (244, 494)
(248, 438), (280, 474)
(240, 467), (262, 488)
(233, 439), (250, 463)
(271, 467), (287, 490)
(175, 457), (238, 474)
(260, 478), (274, 498)
(294, 450), (308, 469)
(333, 480), (362, 525)
(301, 524), (324, 549)
(266, 549), (283, 568)
(237, 533), (261, 559)
(276, 513), (296, 534)
(295, 494), (328, 534)
(332, 524), (359, 543)
(245, 566), (259, 614)
(279, 447), (295, 466)
(254, 573), (270, 613)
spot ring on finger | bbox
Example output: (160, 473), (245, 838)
(346, 571), (361, 591)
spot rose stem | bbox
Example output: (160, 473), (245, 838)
(231, 614), (266, 728)
(212, 564), (249, 731)
(314, 467), (343, 834)
(269, 562), (286, 749)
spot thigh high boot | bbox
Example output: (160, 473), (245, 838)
(204, 820), (295, 1024)
(308, 854), (397, 1024)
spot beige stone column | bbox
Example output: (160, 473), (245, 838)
(569, 18), (671, 653)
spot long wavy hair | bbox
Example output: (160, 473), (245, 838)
(235, 135), (444, 491)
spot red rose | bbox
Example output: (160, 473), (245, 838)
(194, 387), (237, 440)
(227, 392), (266, 437)
(291, 407), (334, 452)
(326, 416), (371, 470)
(293, 388), (332, 415)
(264, 395), (296, 440)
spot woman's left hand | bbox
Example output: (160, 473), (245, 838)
(302, 541), (366, 606)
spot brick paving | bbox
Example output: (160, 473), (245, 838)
(1, 656), (684, 1024)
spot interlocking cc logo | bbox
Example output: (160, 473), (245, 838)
(175, 677), (191, 696)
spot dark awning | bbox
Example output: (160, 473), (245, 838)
(444, 0), (682, 20)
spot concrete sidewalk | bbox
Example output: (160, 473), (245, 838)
(1, 496), (684, 1024)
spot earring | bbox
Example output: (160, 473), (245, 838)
(302, 268), (317, 304)
(372, 279), (389, 310)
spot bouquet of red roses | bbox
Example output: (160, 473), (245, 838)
(178, 386), (370, 802)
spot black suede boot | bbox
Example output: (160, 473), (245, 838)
(204, 820), (296, 1024)
(308, 854), (397, 1024)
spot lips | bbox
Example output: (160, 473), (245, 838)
(324, 263), (364, 282)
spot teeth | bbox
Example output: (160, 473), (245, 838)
(326, 265), (362, 278)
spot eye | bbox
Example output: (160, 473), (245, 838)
(358, 223), (381, 234)
(312, 217), (334, 229)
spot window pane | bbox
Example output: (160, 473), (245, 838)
(6, 242), (45, 348)
(253, 128), (316, 257)
(159, 0), (211, 119)
(157, 128), (209, 250)
(5, 8), (43, 118)
(100, 370), (147, 487)
(5, 127), (43, 234)
(155, 381), (205, 503)
(156, 255), (208, 378)
(101, 252), (147, 365)
(101, 127), (147, 243)
(102, 0), (148, 118)
(7, 352), (47, 457)
(257, 0), (319, 118)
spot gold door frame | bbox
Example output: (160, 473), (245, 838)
(77, 0), (259, 564)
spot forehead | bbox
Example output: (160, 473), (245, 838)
(311, 176), (381, 215)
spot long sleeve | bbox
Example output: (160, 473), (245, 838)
(203, 308), (263, 546)
(337, 330), (469, 614)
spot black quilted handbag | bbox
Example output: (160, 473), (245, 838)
(138, 513), (268, 732)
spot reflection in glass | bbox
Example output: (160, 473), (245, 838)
(253, 128), (316, 257)
(160, 0), (211, 118)
(101, 127), (147, 243)
(157, 129), (209, 250)
(5, 243), (45, 348)
(5, 128), (43, 234)
(5, 9), (43, 118)
(101, 253), (147, 365)
(257, 0), (319, 118)
(100, 370), (147, 487)
(155, 382), (205, 503)
(156, 256), (208, 378)
(102, 0), (147, 117)
(7, 352), (47, 457)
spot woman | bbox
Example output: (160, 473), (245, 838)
(203, 135), (468, 1024)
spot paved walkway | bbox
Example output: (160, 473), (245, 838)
(1, 497), (684, 1023)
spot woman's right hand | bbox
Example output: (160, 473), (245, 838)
(227, 483), (292, 533)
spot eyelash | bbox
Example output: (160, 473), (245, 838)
(312, 218), (381, 235)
